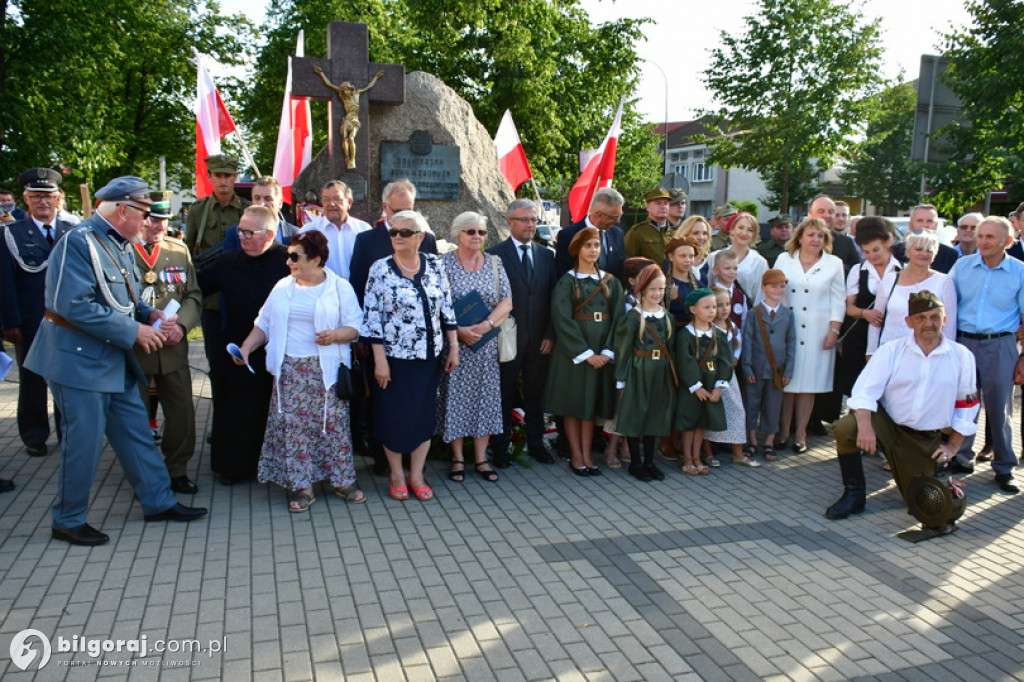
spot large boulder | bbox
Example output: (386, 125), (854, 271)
(294, 71), (515, 245)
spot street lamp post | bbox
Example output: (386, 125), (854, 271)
(644, 58), (670, 179)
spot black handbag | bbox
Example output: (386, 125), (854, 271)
(334, 363), (354, 400)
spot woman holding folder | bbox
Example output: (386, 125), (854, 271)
(437, 212), (513, 483)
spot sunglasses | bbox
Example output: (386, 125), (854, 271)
(286, 251), (306, 262)
(463, 229), (487, 236)
(388, 228), (421, 238)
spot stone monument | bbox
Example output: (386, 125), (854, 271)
(292, 24), (515, 243)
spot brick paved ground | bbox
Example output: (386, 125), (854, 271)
(0, 345), (1022, 680)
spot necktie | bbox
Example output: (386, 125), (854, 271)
(770, 309), (776, 320)
(598, 229), (608, 268)
(520, 244), (533, 281)
(43, 224), (53, 245)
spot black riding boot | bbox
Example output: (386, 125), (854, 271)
(825, 451), (866, 519)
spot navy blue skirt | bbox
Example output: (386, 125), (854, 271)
(372, 355), (444, 453)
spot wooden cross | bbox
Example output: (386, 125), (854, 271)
(291, 21), (404, 214)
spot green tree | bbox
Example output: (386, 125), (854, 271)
(930, 0), (1024, 211)
(760, 159), (819, 213)
(698, 0), (884, 212)
(240, 0), (661, 203)
(0, 0), (251, 202)
(840, 81), (920, 215)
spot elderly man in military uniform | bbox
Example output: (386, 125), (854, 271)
(756, 215), (794, 268)
(625, 186), (673, 262)
(667, 188), (688, 230)
(24, 176), (207, 546)
(183, 153), (249, 414)
(133, 192), (202, 495)
(0, 168), (76, 456)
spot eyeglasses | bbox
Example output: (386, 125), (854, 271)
(286, 251), (306, 262)
(509, 217), (540, 224)
(596, 210), (623, 222)
(125, 204), (150, 218)
(463, 229), (487, 236)
(239, 228), (271, 240)
(388, 228), (421, 238)
(25, 194), (56, 202)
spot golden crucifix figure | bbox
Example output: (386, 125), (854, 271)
(313, 66), (385, 170)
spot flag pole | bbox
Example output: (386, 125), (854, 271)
(233, 130), (262, 179)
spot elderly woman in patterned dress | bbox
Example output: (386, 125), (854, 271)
(362, 210), (458, 502)
(234, 231), (364, 512)
(437, 212), (513, 483)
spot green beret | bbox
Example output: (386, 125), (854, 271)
(684, 287), (715, 309)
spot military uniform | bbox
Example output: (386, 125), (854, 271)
(0, 168), (74, 453)
(625, 219), (673, 262)
(133, 236), (201, 479)
(755, 240), (786, 268)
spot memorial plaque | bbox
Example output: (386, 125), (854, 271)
(380, 135), (461, 200)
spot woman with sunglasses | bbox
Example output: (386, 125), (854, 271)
(234, 230), (364, 512)
(362, 210), (458, 501)
(436, 212), (513, 483)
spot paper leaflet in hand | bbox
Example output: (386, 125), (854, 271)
(226, 343), (255, 374)
(152, 299), (181, 332)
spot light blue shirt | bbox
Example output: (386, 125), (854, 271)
(949, 253), (1024, 334)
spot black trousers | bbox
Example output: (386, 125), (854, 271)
(494, 341), (550, 451)
(15, 330), (61, 447)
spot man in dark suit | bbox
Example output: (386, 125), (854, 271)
(348, 179), (437, 475)
(890, 204), (958, 274)
(0, 168), (75, 456)
(487, 199), (558, 465)
(349, 178), (437, 305)
(555, 186), (626, 278)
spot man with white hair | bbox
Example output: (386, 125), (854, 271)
(25, 176), (208, 546)
(556, 186), (627, 278)
(954, 212), (983, 257)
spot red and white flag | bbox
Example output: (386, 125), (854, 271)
(568, 98), (624, 223)
(494, 110), (533, 191)
(194, 50), (238, 198)
(273, 31), (313, 205)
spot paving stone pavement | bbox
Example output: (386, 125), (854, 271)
(0, 344), (1022, 681)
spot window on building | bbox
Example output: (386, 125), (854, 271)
(692, 162), (713, 183)
(673, 164), (688, 178)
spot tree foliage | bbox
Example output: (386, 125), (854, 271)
(0, 0), (252, 204)
(239, 0), (661, 205)
(840, 81), (920, 215)
(930, 0), (1024, 212)
(697, 0), (884, 212)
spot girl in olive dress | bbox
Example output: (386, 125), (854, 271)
(614, 264), (677, 482)
(544, 227), (624, 476)
(674, 288), (733, 476)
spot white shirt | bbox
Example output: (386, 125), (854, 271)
(511, 236), (533, 267)
(867, 271), (957, 354)
(848, 334), (979, 435)
(300, 214), (371, 280)
(845, 257), (901, 298)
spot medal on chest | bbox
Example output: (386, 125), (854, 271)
(134, 243), (161, 285)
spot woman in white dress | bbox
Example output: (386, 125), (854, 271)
(867, 231), (957, 355)
(707, 212), (767, 305)
(773, 218), (846, 453)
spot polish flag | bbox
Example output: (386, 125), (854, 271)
(195, 50), (238, 198)
(273, 31), (313, 205)
(568, 98), (624, 223)
(494, 110), (533, 191)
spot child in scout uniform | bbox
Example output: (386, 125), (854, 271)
(674, 289), (733, 476)
(709, 249), (750, 330)
(740, 269), (795, 461)
(602, 256), (657, 469)
(665, 237), (700, 328)
(544, 227), (624, 477)
(705, 287), (760, 467)
(614, 264), (677, 482)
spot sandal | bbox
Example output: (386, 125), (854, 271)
(288, 489), (316, 513)
(334, 484), (366, 504)
(698, 464), (711, 475)
(475, 461), (498, 482)
(448, 461), (466, 483)
(681, 464), (700, 476)
(701, 454), (721, 468)
(762, 445), (778, 461)
(733, 456), (762, 467)
(389, 484), (409, 501)
(604, 445), (623, 469)
(408, 483), (434, 501)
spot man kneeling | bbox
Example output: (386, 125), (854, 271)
(825, 291), (979, 534)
